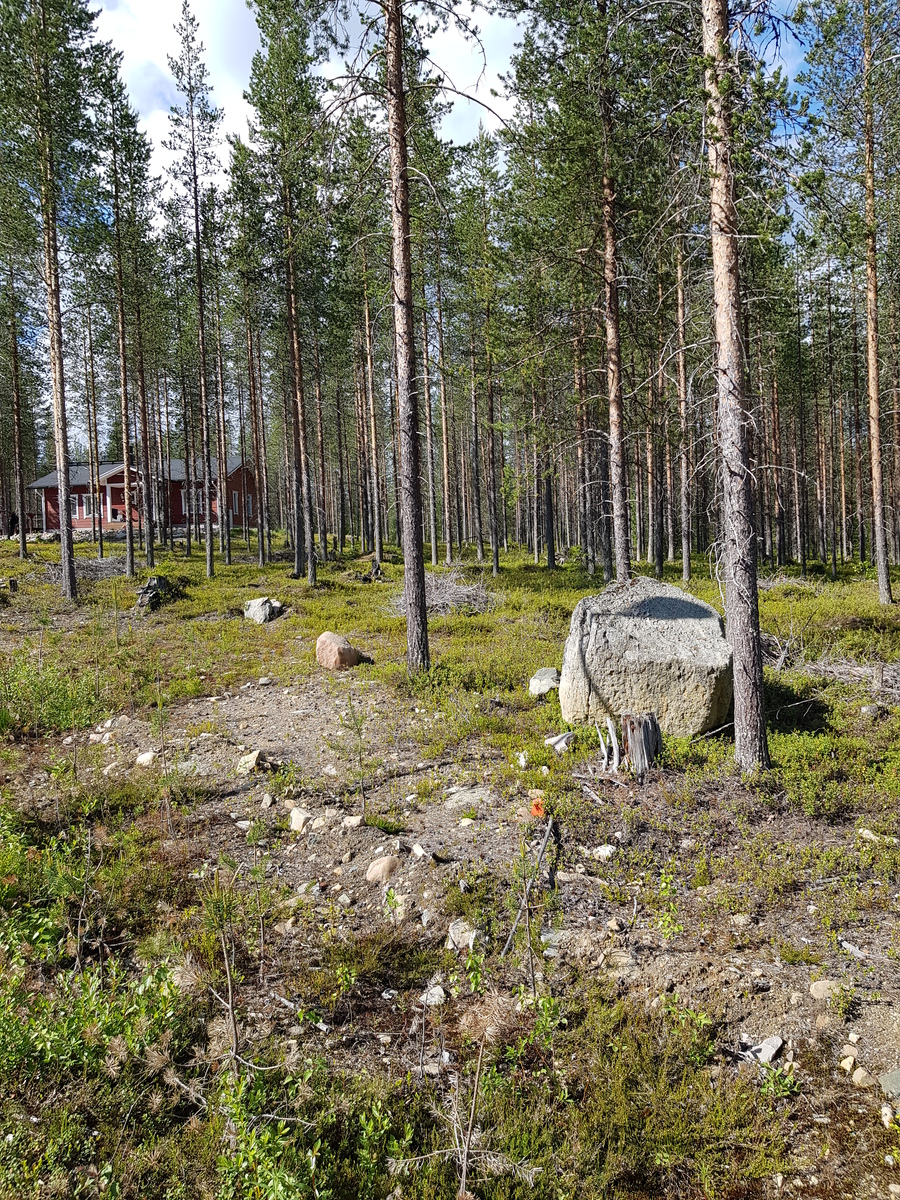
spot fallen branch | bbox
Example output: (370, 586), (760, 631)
(391, 568), (497, 616)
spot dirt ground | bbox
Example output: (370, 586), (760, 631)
(10, 662), (899, 1199)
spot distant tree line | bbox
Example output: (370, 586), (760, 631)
(2, 0), (900, 767)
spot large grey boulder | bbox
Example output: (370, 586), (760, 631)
(558, 577), (733, 737)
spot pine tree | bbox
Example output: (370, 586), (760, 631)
(0, 0), (100, 598)
(166, 0), (222, 579)
(702, 0), (769, 771)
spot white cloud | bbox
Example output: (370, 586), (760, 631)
(95, 0), (259, 181)
(96, 0), (520, 183)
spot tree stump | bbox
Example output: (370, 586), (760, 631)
(621, 712), (662, 782)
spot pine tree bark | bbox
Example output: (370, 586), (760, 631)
(703, 0), (769, 771)
(255, 329), (272, 560)
(313, 336), (328, 562)
(854, 314), (865, 561)
(435, 251), (453, 564)
(769, 347), (785, 566)
(362, 256), (383, 565)
(676, 229), (691, 580)
(602, 166), (630, 581)
(863, 0), (892, 602)
(385, 0), (429, 672)
(284, 200), (316, 585)
(130, 247), (154, 569)
(213, 260), (231, 564)
(420, 291), (438, 566)
(6, 263), (27, 560)
(469, 330), (484, 563)
(36, 0), (75, 599)
(245, 308), (265, 566)
(188, 140), (214, 578)
(485, 336), (499, 577)
(110, 111), (135, 577)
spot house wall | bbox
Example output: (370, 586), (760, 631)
(39, 470), (258, 531)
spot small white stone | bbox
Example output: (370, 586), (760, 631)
(237, 750), (263, 775)
(135, 750), (156, 768)
(290, 808), (312, 834)
(754, 1036), (783, 1064)
(366, 855), (400, 884)
(342, 814), (364, 829)
(809, 979), (839, 1001)
(420, 985), (446, 1007)
(446, 919), (477, 952)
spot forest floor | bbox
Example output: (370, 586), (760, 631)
(0, 538), (899, 1199)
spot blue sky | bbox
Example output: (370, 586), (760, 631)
(96, 0), (806, 183)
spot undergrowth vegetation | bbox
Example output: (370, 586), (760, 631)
(0, 539), (896, 1195)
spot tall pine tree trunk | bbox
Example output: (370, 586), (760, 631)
(213, 266), (231, 564)
(362, 255), (383, 565)
(469, 330), (484, 563)
(37, 0), (75, 599)
(485, 335), (499, 576)
(421, 292), (438, 566)
(603, 164), (630, 581)
(131, 262), (154, 568)
(863, 0), (892, 602)
(284, 204), (316, 585)
(385, 0), (429, 671)
(313, 336), (328, 561)
(703, 0), (769, 771)
(110, 113), (135, 576)
(6, 263), (27, 560)
(435, 253), (453, 564)
(677, 237), (692, 583)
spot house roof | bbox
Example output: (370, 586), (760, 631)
(29, 457), (248, 489)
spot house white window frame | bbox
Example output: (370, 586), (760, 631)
(69, 493), (79, 519)
(232, 491), (238, 517)
(83, 492), (94, 518)
(247, 494), (253, 517)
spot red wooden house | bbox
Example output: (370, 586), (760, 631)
(28, 458), (257, 533)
